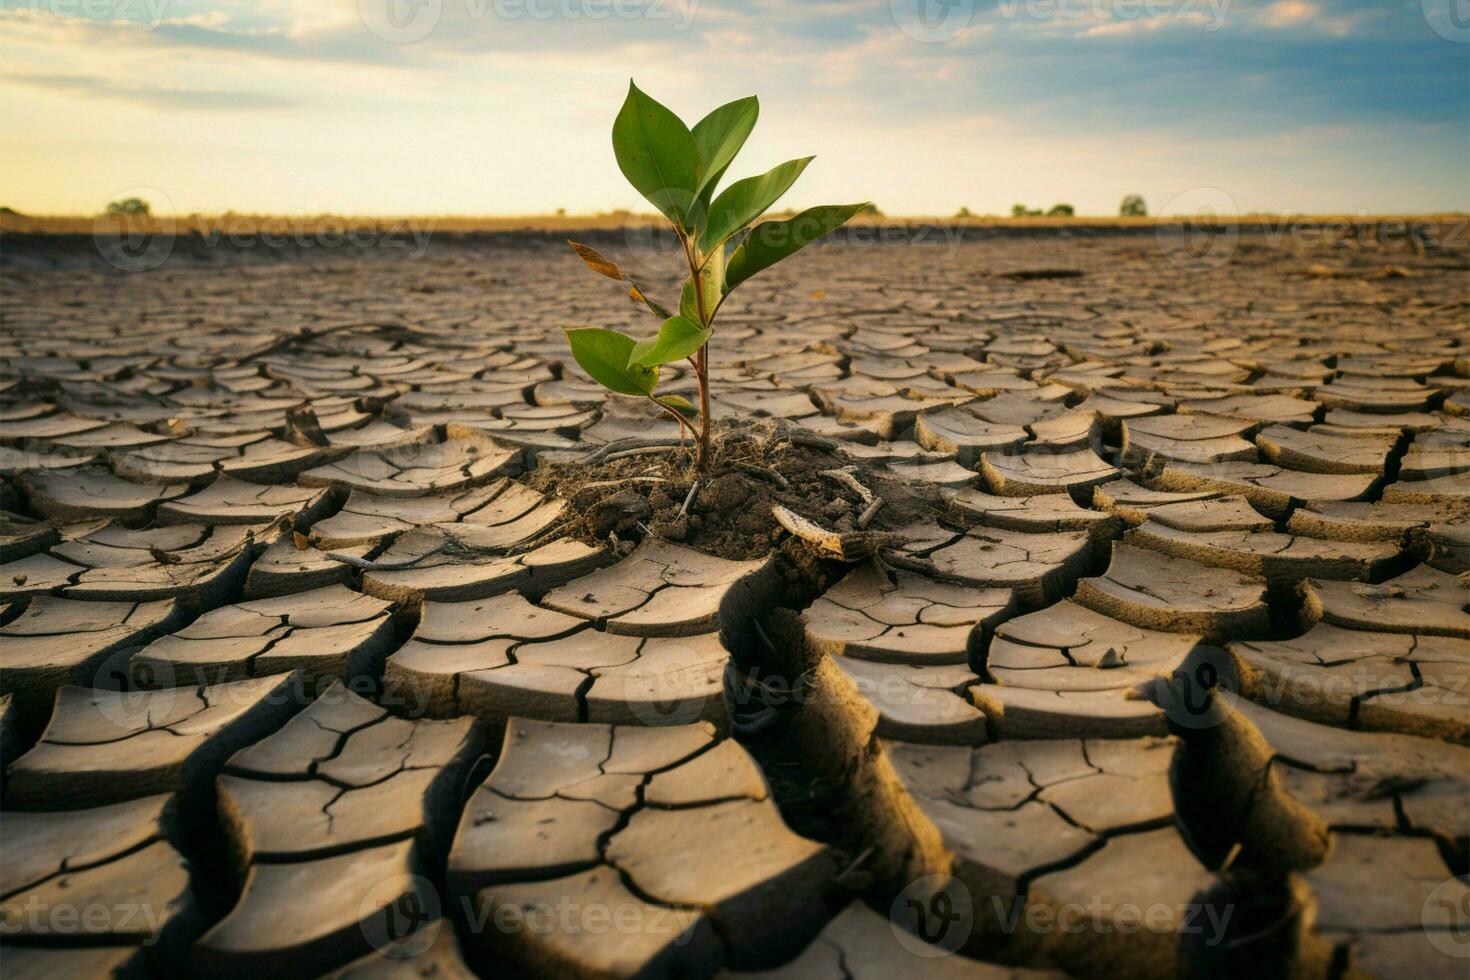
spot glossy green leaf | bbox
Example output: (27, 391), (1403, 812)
(656, 394), (699, 417)
(725, 202), (868, 291)
(567, 240), (671, 319)
(692, 96), (758, 201)
(696, 242), (724, 323)
(698, 156), (813, 254)
(679, 278), (699, 322)
(629, 316), (712, 368)
(612, 81), (700, 230)
(562, 327), (659, 396)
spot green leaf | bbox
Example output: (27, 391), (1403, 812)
(656, 394), (699, 417)
(612, 81), (700, 230)
(698, 156), (813, 254)
(725, 202), (867, 291)
(692, 96), (758, 201)
(696, 242), (724, 323)
(567, 240), (671, 319)
(562, 327), (659, 396)
(678, 278), (699, 322)
(629, 316), (712, 367)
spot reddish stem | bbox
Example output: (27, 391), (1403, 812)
(696, 347), (711, 469)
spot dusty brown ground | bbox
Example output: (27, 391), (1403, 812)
(0, 226), (1466, 979)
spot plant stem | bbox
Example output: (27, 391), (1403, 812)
(652, 399), (700, 444)
(696, 347), (711, 469)
(684, 234), (714, 472)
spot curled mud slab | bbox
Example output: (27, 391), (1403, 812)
(1, 230), (1467, 977)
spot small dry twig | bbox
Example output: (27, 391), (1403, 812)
(679, 480), (700, 517)
(833, 847), (874, 886)
(578, 476), (667, 491)
(771, 505), (905, 561)
(857, 496), (885, 528)
(874, 548), (935, 576)
(322, 543), (449, 571)
(604, 445), (682, 463)
(728, 704), (781, 735)
(578, 437), (682, 465)
(734, 463), (789, 489)
(783, 430), (839, 452)
(819, 467), (874, 506)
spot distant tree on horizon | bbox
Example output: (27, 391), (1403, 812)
(1011, 203), (1042, 217)
(105, 197), (150, 217)
(955, 207), (972, 218)
(1047, 203), (1075, 217)
(1120, 194), (1147, 217)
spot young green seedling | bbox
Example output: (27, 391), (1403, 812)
(563, 80), (868, 470)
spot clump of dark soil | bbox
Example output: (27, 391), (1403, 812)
(526, 419), (947, 561)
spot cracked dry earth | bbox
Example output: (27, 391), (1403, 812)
(0, 228), (1467, 980)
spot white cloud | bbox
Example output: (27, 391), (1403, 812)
(1256, 1), (1318, 29)
(1081, 12), (1213, 37)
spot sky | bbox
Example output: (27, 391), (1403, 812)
(1, 0), (1467, 217)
